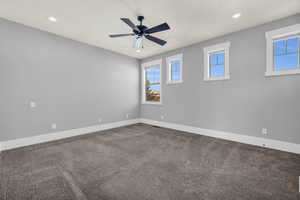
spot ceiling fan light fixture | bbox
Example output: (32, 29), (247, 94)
(133, 36), (144, 49)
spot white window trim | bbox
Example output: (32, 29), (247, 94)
(166, 53), (183, 84)
(141, 59), (162, 105)
(203, 42), (230, 81)
(265, 23), (300, 77)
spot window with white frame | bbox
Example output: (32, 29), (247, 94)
(141, 59), (162, 104)
(265, 24), (300, 76)
(166, 54), (183, 83)
(203, 42), (230, 81)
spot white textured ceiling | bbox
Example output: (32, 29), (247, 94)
(0, 0), (299, 58)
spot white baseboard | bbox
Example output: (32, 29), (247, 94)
(1, 118), (299, 154)
(0, 119), (140, 152)
(140, 118), (300, 154)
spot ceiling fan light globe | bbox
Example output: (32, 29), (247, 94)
(133, 36), (143, 49)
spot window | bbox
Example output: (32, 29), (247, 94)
(166, 54), (183, 83)
(265, 24), (300, 76)
(203, 42), (230, 81)
(209, 51), (225, 77)
(141, 59), (162, 104)
(273, 37), (299, 71)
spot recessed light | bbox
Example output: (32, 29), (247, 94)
(136, 49), (141, 53)
(232, 13), (241, 19)
(48, 16), (57, 22)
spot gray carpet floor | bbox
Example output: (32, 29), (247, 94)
(1, 124), (300, 200)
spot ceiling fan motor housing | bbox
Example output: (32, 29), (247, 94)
(136, 25), (148, 36)
(135, 16), (147, 36)
(138, 16), (144, 23)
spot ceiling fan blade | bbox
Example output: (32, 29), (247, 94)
(145, 35), (167, 46)
(109, 33), (135, 38)
(120, 18), (139, 32)
(145, 23), (170, 34)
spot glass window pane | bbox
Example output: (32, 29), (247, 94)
(218, 53), (224, 64)
(145, 65), (160, 102)
(146, 65), (160, 84)
(210, 54), (218, 65)
(210, 64), (225, 77)
(287, 37), (299, 53)
(274, 40), (285, 55)
(145, 84), (160, 102)
(273, 37), (299, 71)
(209, 51), (225, 77)
(171, 60), (180, 81)
(274, 54), (299, 71)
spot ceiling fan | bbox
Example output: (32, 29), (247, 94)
(109, 16), (170, 49)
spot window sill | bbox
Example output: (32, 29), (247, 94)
(265, 69), (300, 77)
(166, 80), (183, 84)
(141, 101), (162, 105)
(204, 76), (230, 81)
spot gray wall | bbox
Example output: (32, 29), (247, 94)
(140, 14), (300, 144)
(0, 18), (139, 141)
(1, 14), (299, 144)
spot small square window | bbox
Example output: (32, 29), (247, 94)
(166, 54), (183, 84)
(204, 42), (230, 81)
(265, 24), (300, 76)
(209, 51), (225, 77)
(171, 60), (181, 81)
(273, 37), (299, 71)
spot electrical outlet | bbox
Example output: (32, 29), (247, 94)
(51, 123), (57, 130)
(30, 101), (36, 108)
(160, 115), (164, 120)
(126, 114), (130, 119)
(98, 118), (102, 123)
(262, 128), (267, 135)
